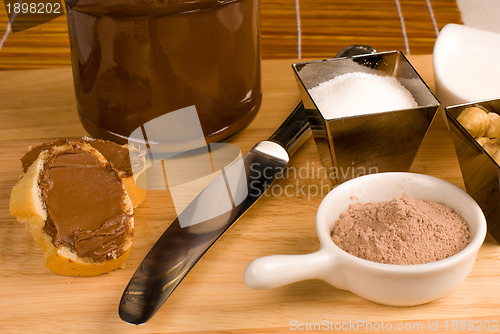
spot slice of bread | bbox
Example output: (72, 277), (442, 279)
(20, 138), (146, 208)
(10, 142), (134, 276)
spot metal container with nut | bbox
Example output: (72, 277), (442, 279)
(446, 98), (500, 243)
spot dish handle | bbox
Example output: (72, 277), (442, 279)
(244, 249), (336, 290)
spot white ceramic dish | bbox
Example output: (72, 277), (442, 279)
(244, 172), (487, 306)
(433, 24), (500, 107)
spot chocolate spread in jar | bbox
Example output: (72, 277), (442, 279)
(66, 0), (261, 144)
(40, 144), (133, 261)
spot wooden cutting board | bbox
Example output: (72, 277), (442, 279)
(0, 56), (499, 333)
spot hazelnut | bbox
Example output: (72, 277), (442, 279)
(482, 138), (500, 157)
(485, 112), (500, 138)
(457, 106), (490, 138)
(476, 137), (490, 147)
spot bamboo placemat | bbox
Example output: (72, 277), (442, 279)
(0, 0), (462, 70)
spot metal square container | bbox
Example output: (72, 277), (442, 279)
(446, 98), (500, 243)
(293, 51), (440, 185)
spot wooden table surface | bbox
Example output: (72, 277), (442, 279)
(0, 55), (499, 333)
(0, 0), (463, 70)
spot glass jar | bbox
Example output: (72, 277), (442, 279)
(66, 0), (261, 144)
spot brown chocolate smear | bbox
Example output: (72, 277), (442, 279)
(40, 148), (132, 261)
(21, 138), (133, 177)
(86, 139), (133, 177)
(21, 139), (67, 173)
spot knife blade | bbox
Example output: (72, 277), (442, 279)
(119, 101), (311, 325)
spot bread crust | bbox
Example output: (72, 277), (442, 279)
(122, 176), (147, 209)
(10, 142), (134, 276)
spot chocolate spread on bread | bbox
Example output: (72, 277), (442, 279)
(39, 145), (133, 261)
(86, 139), (133, 177)
(21, 138), (133, 177)
(21, 139), (67, 173)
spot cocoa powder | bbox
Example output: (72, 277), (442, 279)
(331, 196), (470, 265)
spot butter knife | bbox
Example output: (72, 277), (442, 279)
(119, 101), (311, 325)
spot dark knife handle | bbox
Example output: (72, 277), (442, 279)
(268, 101), (311, 156)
